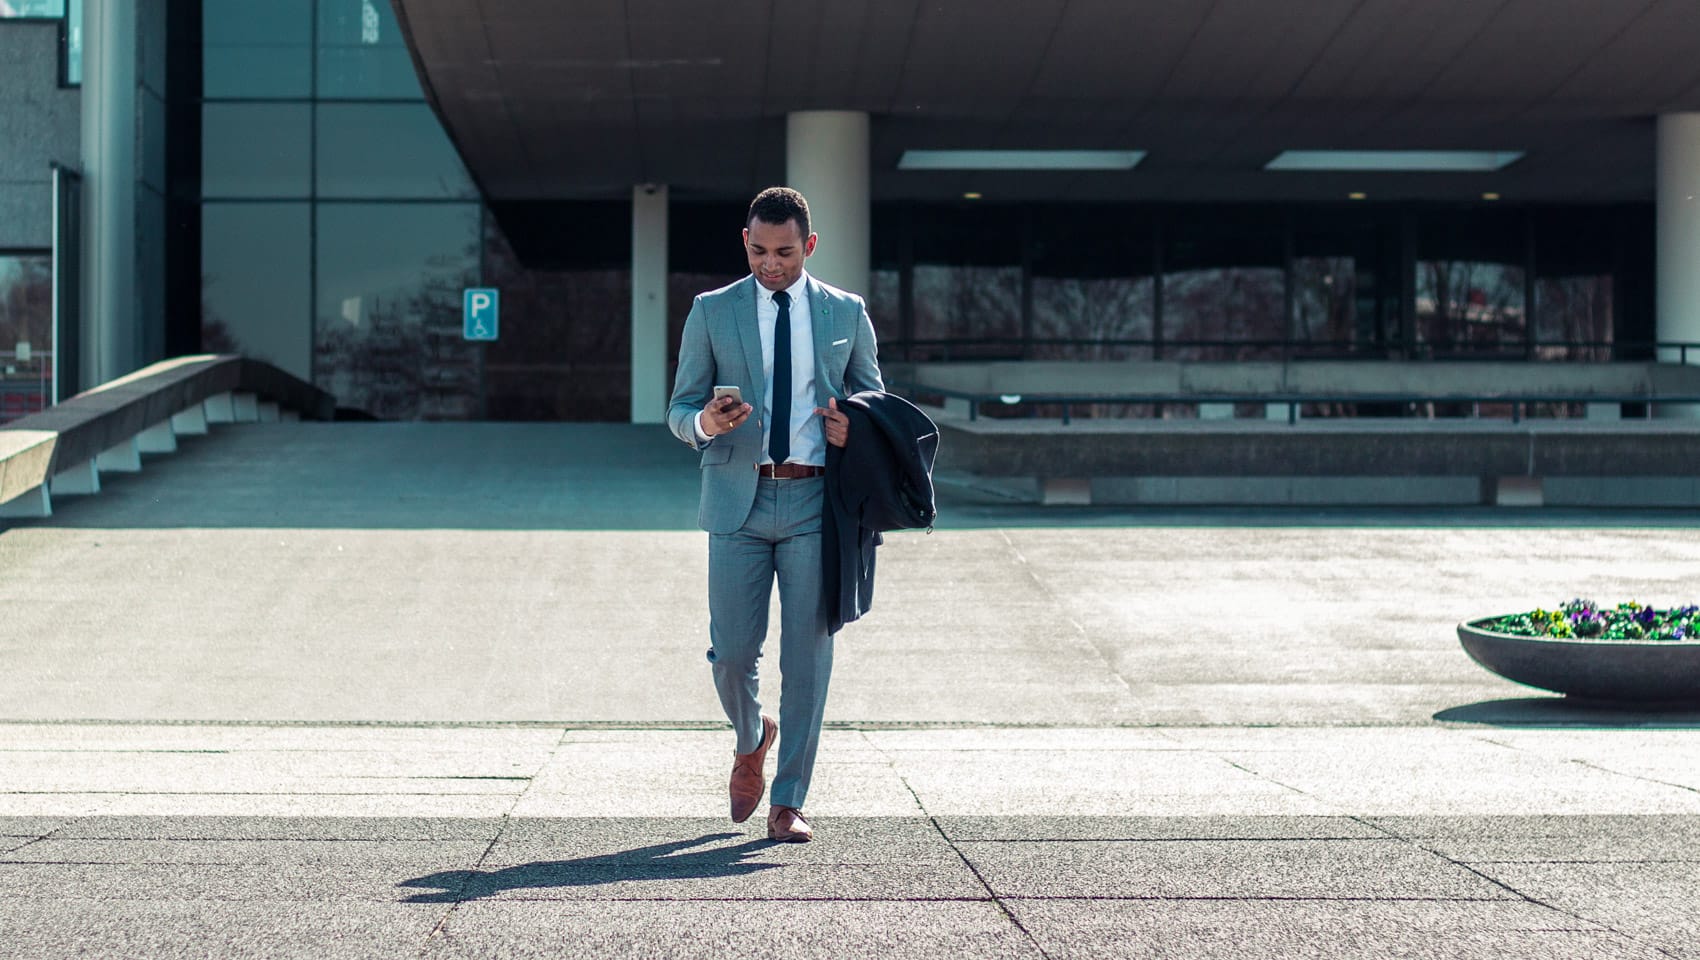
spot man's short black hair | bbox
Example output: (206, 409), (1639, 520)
(747, 187), (810, 240)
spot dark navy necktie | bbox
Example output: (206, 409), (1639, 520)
(770, 290), (791, 465)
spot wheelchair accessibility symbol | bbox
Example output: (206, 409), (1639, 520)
(463, 288), (499, 341)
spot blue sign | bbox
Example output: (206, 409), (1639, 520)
(463, 288), (499, 341)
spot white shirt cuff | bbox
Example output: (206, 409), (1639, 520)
(694, 409), (713, 444)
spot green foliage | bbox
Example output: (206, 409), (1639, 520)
(1483, 599), (1700, 642)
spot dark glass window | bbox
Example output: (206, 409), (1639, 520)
(909, 206), (1022, 359)
(1163, 215), (1285, 360)
(482, 211), (636, 422)
(201, 204), (311, 379)
(1030, 207), (1155, 360)
(1415, 213), (1527, 357)
(1533, 210), (1614, 361)
(203, 0), (312, 98)
(0, 253), (53, 423)
(317, 0), (423, 99)
(314, 202), (481, 419)
(316, 103), (475, 199)
(1293, 215), (1391, 358)
(201, 104), (312, 198)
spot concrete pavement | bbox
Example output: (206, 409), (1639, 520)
(2, 421), (1699, 957)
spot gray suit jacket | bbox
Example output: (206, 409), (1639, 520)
(668, 274), (885, 535)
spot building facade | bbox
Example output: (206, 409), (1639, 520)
(2, 0), (1696, 424)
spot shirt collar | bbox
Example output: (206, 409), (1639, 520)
(756, 271), (810, 305)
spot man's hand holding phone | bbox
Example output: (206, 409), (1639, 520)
(703, 386), (752, 437)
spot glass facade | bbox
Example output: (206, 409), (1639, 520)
(189, 2), (1647, 423)
(200, 0), (485, 419)
(0, 253), (52, 423)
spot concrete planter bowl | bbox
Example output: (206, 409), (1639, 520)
(1458, 618), (1700, 703)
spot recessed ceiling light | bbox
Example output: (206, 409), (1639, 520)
(962, 192), (983, 200)
(1348, 192), (1367, 200)
(1266, 150), (1524, 172)
(1482, 192), (1501, 201)
(898, 150), (1146, 171)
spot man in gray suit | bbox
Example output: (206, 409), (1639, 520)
(667, 187), (884, 843)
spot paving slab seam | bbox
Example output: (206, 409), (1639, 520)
(414, 726), (569, 958)
(0, 791), (523, 797)
(1570, 759), (1700, 798)
(1366, 820), (1687, 960)
(993, 528), (1143, 711)
(968, 836), (1402, 844)
(1172, 753), (1689, 959)
(860, 730), (1056, 960)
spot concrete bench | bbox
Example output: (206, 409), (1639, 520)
(889, 360), (1700, 423)
(887, 360), (1700, 507)
(0, 355), (334, 519)
(935, 416), (1700, 507)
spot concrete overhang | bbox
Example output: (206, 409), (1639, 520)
(391, 0), (1700, 204)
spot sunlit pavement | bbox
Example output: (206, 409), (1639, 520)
(2, 422), (1697, 958)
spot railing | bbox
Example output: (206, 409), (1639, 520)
(0, 354), (333, 519)
(885, 339), (1700, 364)
(891, 382), (1700, 427)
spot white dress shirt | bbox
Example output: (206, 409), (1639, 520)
(696, 271), (823, 466)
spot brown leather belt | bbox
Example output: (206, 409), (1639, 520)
(758, 463), (825, 479)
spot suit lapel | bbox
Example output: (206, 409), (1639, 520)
(809, 276), (836, 405)
(731, 276), (764, 401)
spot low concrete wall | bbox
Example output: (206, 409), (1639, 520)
(888, 360), (1700, 400)
(935, 417), (1700, 507)
(0, 354), (334, 517)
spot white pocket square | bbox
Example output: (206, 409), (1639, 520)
(832, 338), (849, 346)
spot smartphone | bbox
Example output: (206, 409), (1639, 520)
(712, 385), (743, 407)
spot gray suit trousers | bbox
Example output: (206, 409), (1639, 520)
(706, 474), (833, 810)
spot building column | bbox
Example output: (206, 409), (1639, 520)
(1657, 113), (1700, 419)
(80, 0), (137, 388)
(631, 184), (669, 424)
(786, 111), (870, 297)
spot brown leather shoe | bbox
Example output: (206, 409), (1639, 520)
(767, 804), (813, 843)
(728, 715), (777, 823)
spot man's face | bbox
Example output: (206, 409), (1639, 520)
(743, 218), (816, 292)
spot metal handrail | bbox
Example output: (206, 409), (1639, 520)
(890, 381), (1700, 426)
(885, 338), (1700, 364)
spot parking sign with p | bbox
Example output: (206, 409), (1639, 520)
(463, 288), (499, 341)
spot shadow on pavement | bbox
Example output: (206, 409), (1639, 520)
(1436, 697), (1700, 728)
(397, 832), (780, 903)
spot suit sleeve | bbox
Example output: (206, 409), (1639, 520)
(846, 296), (885, 396)
(667, 295), (716, 449)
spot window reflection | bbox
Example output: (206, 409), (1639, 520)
(1535, 276), (1613, 361)
(1163, 222), (1285, 360)
(317, 0), (423, 99)
(1415, 261), (1526, 356)
(203, 0), (312, 98)
(314, 203), (480, 419)
(1292, 257), (1355, 347)
(0, 254), (52, 424)
(202, 103), (312, 198)
(316, 103), (475, 199)
(202, 204), (311, 379)
(481, 215), (636, 422)
(909, 208), (1022, 359)
(1030, 277), (1154, 361)
(866, 268), (900, 350)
